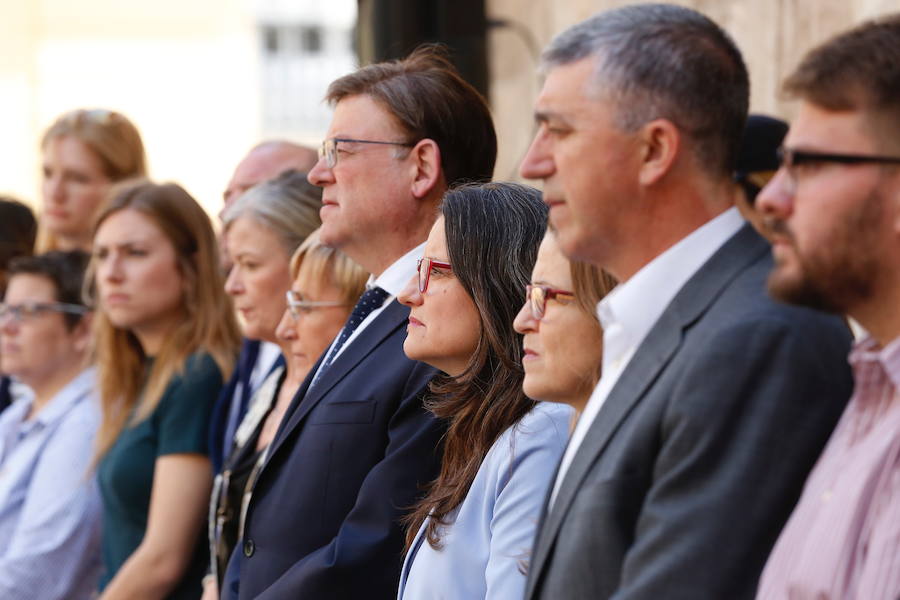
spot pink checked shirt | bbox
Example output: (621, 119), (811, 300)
(756, 335), (900, 600)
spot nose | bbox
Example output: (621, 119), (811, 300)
(513, 299), (538, 334)
(307, 155), (334, 187)
(397, 276), (422, 308)
(224, 265), (243, 296)
(755, 168), (795, 221)
(98, 252), (124, 285)
(519, 129), (555, 181)
(44, 173), (65, 204)
(0, 311), (19, 334)
(275, 308), (296, 342)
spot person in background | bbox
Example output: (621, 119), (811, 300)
(0, 196), (37, 413)
(222, 140), (318, 213)
(396, 183), (571, 600)
(518, 5), (853, 598)
(209, 170), (322, 474)
(37, 108), (146, 253)
(734, 115), (789, 238)
(231, 45), (496, 599)
(88, 180), (241, 599)
(755, 15), (900, 600)
(0, 250), (100, 599)
(514, 229), (617, 415)
(204, 229), (367, 599)
(201, 174), (324, 598)
(0, 196), (37, 296)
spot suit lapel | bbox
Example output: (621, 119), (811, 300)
(263, 300), (410, 465)
(528, 225), (769, 593)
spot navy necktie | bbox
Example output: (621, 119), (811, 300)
(319, 286), (390, 373)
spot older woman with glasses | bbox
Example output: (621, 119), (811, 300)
(514, 229), (617, 414)
(0, 251), (100, 599)
(396, 182), (573, 600)
(206, 228), (366, 600)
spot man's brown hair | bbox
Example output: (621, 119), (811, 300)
(785, 14), (900, 126)
(326, 44), (497, 186)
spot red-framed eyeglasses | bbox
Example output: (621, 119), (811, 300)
(526, 284), (575, 320)
(417, 257), (452, 293)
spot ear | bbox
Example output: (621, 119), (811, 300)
(637, 119), (680, 187)
(409, 139), (444, 199)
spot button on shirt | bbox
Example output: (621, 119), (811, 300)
(756, 335), (900, 600)
(0, 368), (102, 600)
(308, 242), (425, 383)
(550, 208), (745, 506)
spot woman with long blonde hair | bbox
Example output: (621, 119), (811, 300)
(38, 108), (146, 253)
(88, 179), (240, 599)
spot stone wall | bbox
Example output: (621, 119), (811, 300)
(486, 0), (900, 180)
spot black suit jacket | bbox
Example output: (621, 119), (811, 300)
(525, 225), (853, 600)
(235, 300), (443, 599)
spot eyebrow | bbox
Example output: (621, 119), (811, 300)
(533, 109), (572, 126)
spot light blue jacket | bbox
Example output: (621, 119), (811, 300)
(399, 402), (573, 600)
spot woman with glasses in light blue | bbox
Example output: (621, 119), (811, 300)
(0, 250), (101, 599)
(396, 182), (574, 600)
(207, 228), (366, 600)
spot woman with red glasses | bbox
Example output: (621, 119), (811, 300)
(397, 182), (572, 600)
(514, 230), (617, 414)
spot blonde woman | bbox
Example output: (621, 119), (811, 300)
(38, 108), (146, 253)
(89, 180), (240, 599)
(207, 230), (367, 599)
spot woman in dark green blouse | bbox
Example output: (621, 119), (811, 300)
(88, 180), (241, 599)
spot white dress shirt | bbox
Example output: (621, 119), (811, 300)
(310, 242), (425, 382)
(549, 208), (745, 506)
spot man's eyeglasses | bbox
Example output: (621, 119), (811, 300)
(318, 138), (415, 169)
(525, 284), (575, 320)
(417, 258), (452, 293)
(285, 291), (348, 319)
(776, 146), (900, 187)
(0, 302), (89, 323)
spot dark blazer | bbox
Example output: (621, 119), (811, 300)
(525, 225), (853, 600)
(234, 299), (443, 599)
(208, 338), (260, 474)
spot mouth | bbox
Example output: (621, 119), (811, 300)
(408, 316), (424, 328)
(522, 348), (539, 361)
(104, 293), (129, 305)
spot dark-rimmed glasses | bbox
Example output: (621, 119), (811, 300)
(417, 258), (452, 293)
(526, 284), (574, 320)
(285, 291), (349, 319)
(318, 138), (415, 169)
(0, 302), (89, 323)
(776, 146), (900, 187)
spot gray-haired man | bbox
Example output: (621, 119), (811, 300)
(519, 5), (853, 598)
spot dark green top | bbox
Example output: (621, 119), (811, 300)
(98, 352), (224, 600)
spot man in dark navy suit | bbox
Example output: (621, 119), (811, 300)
(231, 46), (498, 599)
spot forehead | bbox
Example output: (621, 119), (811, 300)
(423, 217), (448, 257)
(328, 94), (405, 138)
(532, 234), (573, 288)
(95, 208), (166, 245)
(4, 273), (57, 302)
(786, 101), (880, 152)
(44, 135), (104, 168)
(535, 58), (609, 122)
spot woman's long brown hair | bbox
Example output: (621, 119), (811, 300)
(403, 182), (548, 550)
(87, 179), (241, 461)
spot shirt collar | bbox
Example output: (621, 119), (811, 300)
(7, 368), (96, 430)
(850, 334), (900, 389)
(597, 207), (745, 351)
(369, 242), (426, 297)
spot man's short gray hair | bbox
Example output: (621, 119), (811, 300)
(542, 3), (749, 177)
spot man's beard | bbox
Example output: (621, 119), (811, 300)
(765, 189), (883, 314)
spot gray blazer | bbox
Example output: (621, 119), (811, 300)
(524, 225), (853, 600)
